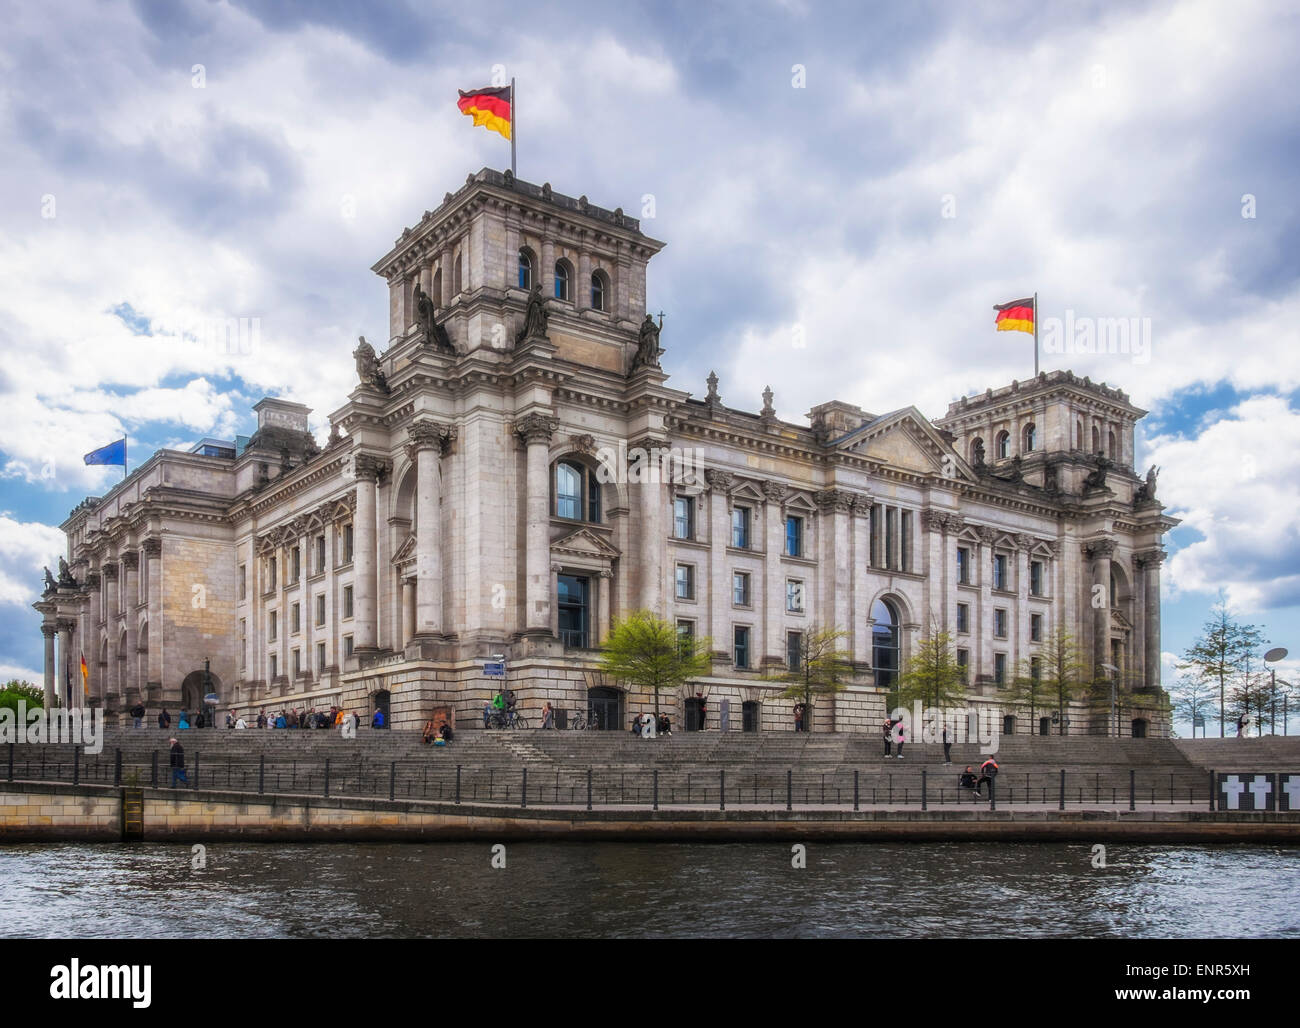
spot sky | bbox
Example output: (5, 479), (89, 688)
(0, 0), (1296, 733)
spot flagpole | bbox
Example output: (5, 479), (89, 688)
(1033, 292), (1039, 377)
(123, 435), (128, 481)
(510, 77), (517, 178)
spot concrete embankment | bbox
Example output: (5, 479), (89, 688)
(3, 781), (1298, 844)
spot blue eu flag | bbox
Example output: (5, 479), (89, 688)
(84, 437), (127, 466)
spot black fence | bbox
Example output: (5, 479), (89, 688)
(5, 743), (1233, 811)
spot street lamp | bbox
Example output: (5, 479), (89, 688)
(1101, 662), (1120, 738)
(1264, 647), (1288, 737)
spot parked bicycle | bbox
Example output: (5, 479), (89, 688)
(486, 709), (530, 730)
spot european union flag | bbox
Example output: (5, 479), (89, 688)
(84, 437), (127, 466)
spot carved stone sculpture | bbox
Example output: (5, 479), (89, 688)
(516, 284), (549, 344)
(43, 566), (57, 593)
(352, 336), (390, 393)
(631, 314), (662, 371)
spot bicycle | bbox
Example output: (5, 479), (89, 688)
(568, 709), (587, 730)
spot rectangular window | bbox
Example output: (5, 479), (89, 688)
(343, 585), (354, 619)
(785, 515), (803, 557)
(956, 603), (970, 634)
(1030, 613), (1043, 642)
(673, 496), (695, 540)
(786, 579), (804, 613)
(269, 654), (278, 680)
(238, 564), (246, 601)
(731, 506), (750, 549)
(291, 602), (300, 634)
(957, 648), (969, 682)
(956, 547), (969, 584)
(993, 554), (1008, 590)
(343, 635), (354, 658)
(900, 511), (912, 573)
(292, 648), (301, 676)
(269, 610), (278, 641)
(786, 630), (803, 671)
(733, 572), (751, 607)
(1030, 560), (1044, 596)
(343, 524), (354, 564)
(676, 619), (695, 656)
(291, 546), (301, 582)
(268, 556), (278, 591)
(316, 594), (325, 627)
(316, 642), (326, 673)
(994, 608), (1007, 638)
(994, 653), (1007, 687)
(675, 564), (695, 601)
(870, 505), (879, 567)
(316, 534), (326, 574)
(734, 626), (751, 669)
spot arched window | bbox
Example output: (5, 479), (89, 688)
(554, 260), (572, 301)
(1023, 423), (1036, 452)
(1108, 430), (1116, 458)
(453, 255), (463, 296)
(1075, 419), (1083, 450)
(872, 599), (899, 689)
(995, 430), (1010, 460)
(969, 437), (985, 464)
(590, 270), (608, 312)
(1091, 425), (1100, 453)
(554, 460), (601, 523)
(432, 268), (443, 305)
(518, 248), (534, 290)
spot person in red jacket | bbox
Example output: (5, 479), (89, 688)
(975, 756), (999, 798)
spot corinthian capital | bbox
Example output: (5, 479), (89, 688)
(408, 419), (458, 455)
(353, 453), (392, 482)
(704, 468), (734, 494)
(815, 488), (854, 514)
(761, 480), (789, 506)
(514, 413), (559, 445)
(1085, 538), (1117, 560)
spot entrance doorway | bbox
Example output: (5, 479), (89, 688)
(373, 690), (391, 727)
(685, 696), (704, 731)
(1131, 718), (1148, 738)
(180, 670), (220, 726)
(1002, 714), (1015, 736)
(587, 686), (622, 731)
(1039, 717), (1051, 736)
(742, 700), (760, 732)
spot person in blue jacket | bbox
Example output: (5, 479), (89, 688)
(372, 707), (386, 729)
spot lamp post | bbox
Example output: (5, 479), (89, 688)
(1264, 648), (1288, 736)
(1101, 662), (1120, 737)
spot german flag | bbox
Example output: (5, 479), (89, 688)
(457, 86), (512, 141)
(79, 653), (89, 696)
(994, 297), (1035, 335)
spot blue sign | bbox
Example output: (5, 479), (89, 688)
(484, 661), (505, 678)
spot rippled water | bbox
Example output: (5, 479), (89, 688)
(1, 842), (1296, 938)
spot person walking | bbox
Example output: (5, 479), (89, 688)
(168, 738), (188, 789)
(896, 719), (906, 759)
(372, 707), (385, 729)
(793, 702), (804, 733)
(942, 725), (952, 765)
(541, 701), (553, 730)
(130, 702), (146, 729)
(157, 708), (170, 730)
(882, 718), (893, 758)
(976, 756), (999, 798)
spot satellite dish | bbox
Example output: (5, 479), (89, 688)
(1264, 647), (1288, 663)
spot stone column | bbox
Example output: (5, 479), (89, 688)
(816, 489), (854, 638)
(352, 454), (389, 652)
(976, 526), (997, 683)
(705, 470), (733, 659)
(922, 510), (949, 633)
(541, 234), (555, 298)
(102, 563), (119, 705)
(516, 414), (558, 633)
(577, 247), (591, 312)
(851, 497), (872, 667)
(41, 623), (57, 708)
(1087, 539), (1115, 676)
(1014, 534), (1033, 676)
(762, 482), (788, 666)
(598, 569), (613, 644)
(634, 435), (666, 616)
(408, 420), (456, 639)
(1138, 548), (1163, 690)
(58, 618), (76, 708)
(121, 552), (139, 701)
(401, 577), (415, 648)
(549, 563), (562, 640)
(143, 539), (162, 697)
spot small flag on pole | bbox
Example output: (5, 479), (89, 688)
(79, 653), (89, 697)
(84, 437), (126, 466)
(457, 85), (512, 140)
(993, 297), (1035, 335)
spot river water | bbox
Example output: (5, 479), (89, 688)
(1, 842), (1296, 938)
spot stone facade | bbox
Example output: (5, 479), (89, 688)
(37, 168), (1178, 737)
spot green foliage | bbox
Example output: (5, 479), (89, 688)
(599, 610), (713, 717)
(1170, 675), (1215, 736)
(894, 628), (966, 714)
(765, 626), (853, 713)
(1033, 627), (1089, 734)
(1177, 593), (1264, 737)
(0, 680), (43, 714)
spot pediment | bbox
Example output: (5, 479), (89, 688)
(391, 533), (417, 566)
(551, 526), (621, 560)
(837, 407), (975, 481)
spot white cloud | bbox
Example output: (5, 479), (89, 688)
(0, 515), (68, 607)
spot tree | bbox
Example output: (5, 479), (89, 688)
(1035, 627), (1089, 735)
(599, 610), (712, 722)
(1177, 594), (1264, 737)
(765, 626), (853, 727)
(0, 679), (43, 714)
(1170, 675), (1215, 737)
(1229, 649), (1272, 736)
(894, 626), (966, 716)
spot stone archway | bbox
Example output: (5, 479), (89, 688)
(179, 669), (221, 726)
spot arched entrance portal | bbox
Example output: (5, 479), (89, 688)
(373, 690), (391, 727)
(587, 686), (622, 731)
(180, 670), (221, 727)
